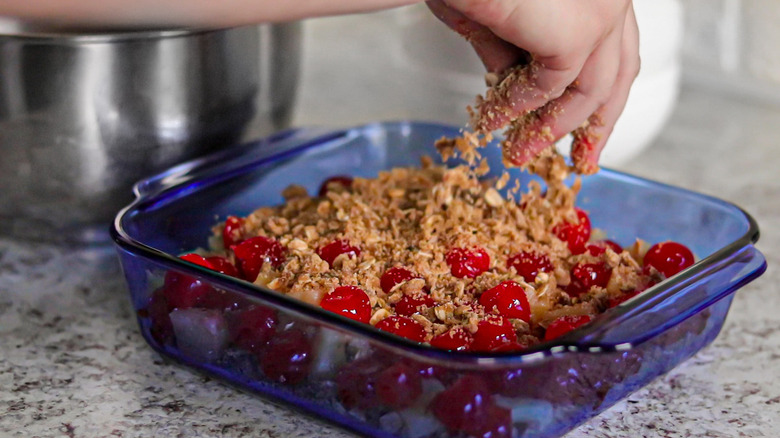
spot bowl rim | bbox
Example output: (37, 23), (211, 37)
(0, 22), (243, 44)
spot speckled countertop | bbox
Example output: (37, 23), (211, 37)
(2, 12), (780, 438)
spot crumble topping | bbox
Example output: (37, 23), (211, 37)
(206, 145), (650, 348)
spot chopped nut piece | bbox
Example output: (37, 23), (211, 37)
(282, 184), (308, 200)
(484, 188), (504, 207)
(370, 308), (391, 326)
(388, 188), (406, 198)
(434, 303), (457, 324)
(288, 238), (308, 251)
(254, 270), (279, 288)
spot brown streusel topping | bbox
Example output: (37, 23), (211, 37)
(208, 142), (648, 349)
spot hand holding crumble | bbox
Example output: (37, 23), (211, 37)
(426, 0), (641, 173)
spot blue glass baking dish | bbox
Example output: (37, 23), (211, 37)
(112, 121), (766, 438)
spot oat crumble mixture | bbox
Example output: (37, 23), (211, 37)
(205, 124), (657, 350)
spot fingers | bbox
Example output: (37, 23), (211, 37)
(474, 58), (586, 132)
(431, 0), (639, 172)
(460, 0), (598, 132)
(501, 111), (549, 166)
(425, 0), (528, 73)
(540, 29), (622, 141)
(499, 25), (621, 165)
(571, 3), (640, 173)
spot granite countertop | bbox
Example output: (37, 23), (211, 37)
(2, 12), (779, 438)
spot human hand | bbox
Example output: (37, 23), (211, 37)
(427, 0), (640, 174)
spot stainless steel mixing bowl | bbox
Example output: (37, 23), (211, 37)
(0, 21), (301, 244)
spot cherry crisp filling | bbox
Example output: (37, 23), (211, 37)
(156, 147), (694, 353)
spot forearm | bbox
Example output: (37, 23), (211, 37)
(1, 0), (423, 28)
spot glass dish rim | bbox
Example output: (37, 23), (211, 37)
(111, 120), (763, 365)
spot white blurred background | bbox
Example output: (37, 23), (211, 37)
(683, 0), (780, 103)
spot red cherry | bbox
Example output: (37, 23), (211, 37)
(473, 405), (513, 438)
(335, 357), (385, 409)
(586, 239), (623, 256)
(430, 376), (495, 434)
(607, 290), (642, 308)
(318, 175), (353, 197)
(380, 267), (417, 294)
(446, 247), (490, 279)
(205, 256), (240, 278)
(489, 340), (526, 353)
(552, 208), (592, 254)
(231, 236), (287, 282)
(180, 253), (214, 268)
(487, 368), (526, 398)
(192, 257), (246, 311)
(544, 315), (592, 341)
(395, 292), (435, 317)
(478, 280), (531, 322)
(406, 360), (450, 380)
(643, 241), (695, 278)
(375, 362), (423, 409)
(228, 305), (279, 354)
(146, 288), (174, 345)
(375, 316), (427, 343)
(259, 329), (312, 385)
(222, 216), (245, 248)
(197, 289), (252, 312)
(566, 262), (612, 297)
(507, 250), (553, 283)
(399, 358), (456, 383)
(471, 316), (518, 352)
(318, 239), (360, 267)
(430, 327), (473, 352)
(320, 286), (372, 324)
(163, 253), (215, 310)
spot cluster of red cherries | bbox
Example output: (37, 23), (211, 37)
(143, 175), (697, 437)
(151, 174), (696, 355)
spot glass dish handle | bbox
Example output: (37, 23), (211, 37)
(576, 245), (767, 349)
(132, 126), (348, 200)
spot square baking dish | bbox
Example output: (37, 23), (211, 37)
(112, 121), (766, 438)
